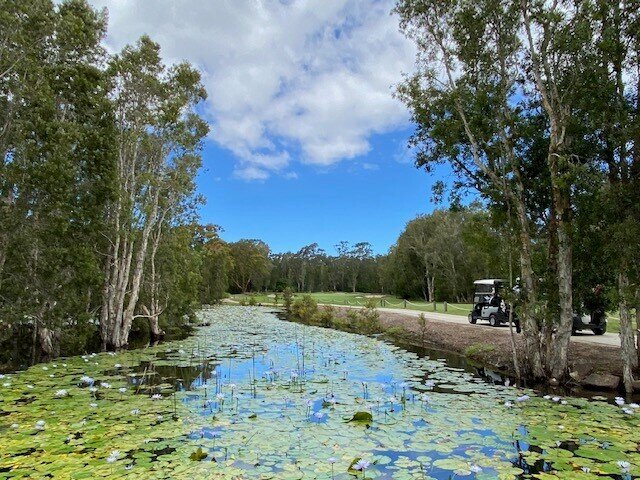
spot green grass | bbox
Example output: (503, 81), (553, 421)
(229, 291), (472, 316)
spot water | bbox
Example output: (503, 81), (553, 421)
(0, 306), (638, 479)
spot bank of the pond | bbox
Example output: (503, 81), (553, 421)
(328, 306), (625, 393)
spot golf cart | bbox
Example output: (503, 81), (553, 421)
(468, 279), (520, 332)
(572, 284), (607, 335)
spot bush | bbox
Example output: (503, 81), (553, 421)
(291, 295), (318, 324)
(356, 299), (382, 334)
(317, 305), (335, 327)
(283, 287), (294, 314)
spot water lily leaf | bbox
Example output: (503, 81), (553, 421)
(189, 447), (207, 461)
(346, 411), (373, 424)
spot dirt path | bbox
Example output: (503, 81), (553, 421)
(326, 303), (621, 347)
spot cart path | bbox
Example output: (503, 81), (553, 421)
(325, 304), (621, 348)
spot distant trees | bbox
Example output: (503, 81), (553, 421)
(228, 240), (271, 293)
(385, 208), (506, 302)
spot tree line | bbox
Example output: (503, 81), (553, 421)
(394, 0), (640, 390)
(200, 206), (511, 305)
(0, 0), (208, 367)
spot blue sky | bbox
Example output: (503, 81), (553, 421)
(198, 129), (447, 255)
(89, 0), (448, 255)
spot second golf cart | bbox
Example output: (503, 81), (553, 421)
(468, 279), (520, 332)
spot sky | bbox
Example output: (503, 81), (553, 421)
(88, 0), (449, 254)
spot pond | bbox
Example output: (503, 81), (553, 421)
(0, 306), (639, 479)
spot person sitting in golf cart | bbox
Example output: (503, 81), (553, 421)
(469, 279), (520, 333)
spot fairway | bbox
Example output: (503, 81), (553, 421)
(230, 291), (472, 316)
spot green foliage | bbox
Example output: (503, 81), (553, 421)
(464, 343), (496, 360)
(317, 305), (336, 327)
(283, 287), (294, 314)
(290, 295), (318, 324)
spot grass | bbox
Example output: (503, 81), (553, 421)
(229, 291), (472, 316)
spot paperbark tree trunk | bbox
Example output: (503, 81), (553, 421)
(619, 272), (637, 393)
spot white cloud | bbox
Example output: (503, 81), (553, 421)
(90, 0), (416, 179)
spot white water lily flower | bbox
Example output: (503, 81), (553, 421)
(0, 374), (5, 379)
(35, 420), (46, 430)
(581, 467), (590, 473)
(353, 459), (371, 471)
(106, 450), (120, 463)
(42, 366), (48, 370)
(623, 408), (634, 415)
(630, 403), (639, 409)
(119, 387), (127, 394)
(90, 403), (98, 408)
(470, 464), (482, 473)
(55, 389), (68, 397)
(543, 395), (551, 400)
(388, 396), (398, 403)
(552, 396), (560, 402)
(328, 457), (337, 464)
(130, 409), (140, 415)
(617, 460), (630, 472)
(49, 374), (55, 378)
(89, 387), (98, 393)
(215, 393), (225, 401)
(615, 397), (625, 406)
(560, 400), (568, 405)
(504, 401), (513, 408)
(115, 364), (122, 369)
(425, 380), (436, 388)
(3, 383), (10, 387)
(516, 395), (530, 402)
(80, 376), (94, 385)
(157, 415), (164, 421)
(314, 411), (325, 419)
(10, 423), (19, 429)
(151, 394), (162, 400)
(100, 382), (111, 389)
(26, 385), (34, 389)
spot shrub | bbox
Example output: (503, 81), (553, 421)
(357, 299), (382, 334)
(291, 295), (318, 324)
(317, 305), (335, 327)
(283, 287), (294, 314)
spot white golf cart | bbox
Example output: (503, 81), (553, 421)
(468, 279), (520, 332)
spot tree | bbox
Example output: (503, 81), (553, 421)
(0, 0), (116, 361)
(228, 240), (271, 293)
(395, 0), (598, 381)
(99, 36), (207, 350)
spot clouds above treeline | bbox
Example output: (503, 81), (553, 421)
(89, 0), (416, 180)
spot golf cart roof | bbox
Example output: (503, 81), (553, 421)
(473, 279), (506, 285)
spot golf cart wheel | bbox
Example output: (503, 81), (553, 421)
(468, 314), (476, 324)
(489, 314), (499, 327)
(593, 325), (606, 335)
